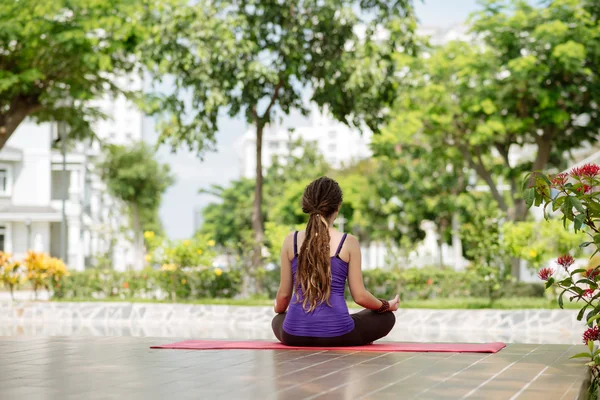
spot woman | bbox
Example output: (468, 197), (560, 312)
(272, 176), (398, 347)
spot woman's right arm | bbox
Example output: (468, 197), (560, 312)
(346, 235), (386, 310)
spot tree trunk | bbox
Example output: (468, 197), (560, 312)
(0, 100), (40, 150)
(459, 146), (509, 213)
(251, 123), (265, 270)
(532, 134), (553, 175)
(131, 203), (144, 271)
(437, 218), (448, 268)
(451, 213), (463, 270)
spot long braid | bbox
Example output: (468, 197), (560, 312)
(296, 177), (343, 312)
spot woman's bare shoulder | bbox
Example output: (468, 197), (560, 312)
(345, 234), (360, 249)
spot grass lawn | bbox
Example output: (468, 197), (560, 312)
(49, 296), (583, 310)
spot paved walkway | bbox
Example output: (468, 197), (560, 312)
(0, 337), (589, 399)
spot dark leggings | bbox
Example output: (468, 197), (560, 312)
(271, 309), (396, 347)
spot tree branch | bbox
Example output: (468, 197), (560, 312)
(261, 79), (284, 123)
(459, 143), (509, 212)
(0, 96), (41, 149)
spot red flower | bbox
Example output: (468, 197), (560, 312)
(427, 279), (433, 286)
(123, 282), (129, 289)
(584, 268), (600, 281)
(584, 289), (595, 298)
(557, 255), (574, 270)
(576, 185), (592, 194)
(551, 173), (568, 187)
(583, 326), (600, 344)
(571, 164), (600, 179)
(538, 267), (554, 281)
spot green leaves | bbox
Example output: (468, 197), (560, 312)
(571, 352), (593, 360)
(587, 314), (600, 326)
(142, 0), (416, 156)
(99, 142), (174, 224)
(0, 0), (147, 147)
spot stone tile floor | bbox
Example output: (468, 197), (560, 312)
(0, 336), (590, 400)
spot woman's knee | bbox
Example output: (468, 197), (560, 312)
(385, 311), (396, 330)
(380, 311), (396, 336)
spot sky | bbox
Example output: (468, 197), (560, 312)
(148, 0), (482, 239)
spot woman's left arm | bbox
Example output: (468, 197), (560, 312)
(274, 233), (294, 313)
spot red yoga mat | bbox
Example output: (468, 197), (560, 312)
(151, 340), (506, 353)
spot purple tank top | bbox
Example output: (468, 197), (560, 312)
(282, 231), (355, 337)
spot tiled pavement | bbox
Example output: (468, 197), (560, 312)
(0, 336), (590, 400)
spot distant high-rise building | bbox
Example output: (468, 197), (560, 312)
(238, 106), (372, 178)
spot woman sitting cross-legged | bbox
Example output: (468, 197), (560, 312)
(272, 176), (398, 347)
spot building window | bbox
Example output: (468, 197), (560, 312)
(328, 130), (337, 139)
(328, 143), (336, 152)
(268, 141), (279, 150)
(0, 166), (12, 196)
(0, 226), (5, 251)
(0, 169), (8, 195)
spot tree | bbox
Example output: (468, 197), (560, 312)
(142, 0), (415, 269)
(199, 139), (329, 294)
(391, 0), (600, 223)
(199, 178), (255, 258)
(367, 138), (465, 266)
(387, 0), (600, 276)
(99, 143), (174, 270)
(0, 0), (146, 148)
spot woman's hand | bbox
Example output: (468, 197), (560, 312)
(388, 294), (400, 311)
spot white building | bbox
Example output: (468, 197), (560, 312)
(238, 106), (372, 178)
(0, 77), (144, 271)
(417, 24), (470, 46)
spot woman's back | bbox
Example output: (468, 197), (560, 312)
(283, 231), (355, 337)
(272, 176), (397, 347)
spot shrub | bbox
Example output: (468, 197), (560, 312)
(527, 163), (600, 389)
(54, 265), (545, 303)
(0, 252), (23, 300)
(23, 251), (69, 299)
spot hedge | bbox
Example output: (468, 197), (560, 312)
(53, 266), (544, 302)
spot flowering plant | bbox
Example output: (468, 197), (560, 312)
(526, 163), (600, 385)
(23, 251), (69, 299)
(0, 252), (24, 300)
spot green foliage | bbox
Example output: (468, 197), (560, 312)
(502, 220), (585, 269)
(264, 222), (291, 264)
(358, 267), (543, 303)
(369, 131), (465, 245)
(200, 139), (330, 255)
(99, 142), (174, 268)
(100, 143), (174, 215)
(141, 0), (415, 271)
(54, 266), (545, 304)
(142, 0), (415, 154)
(0, 0), (147, 147)
(459, 198), (513, 301)
(198, 178), (255, 256)
(388, 0), (600, 224)
(57, 267), (241, 301)
(152, 236), (216, 269)
(527, 163), (600, 388)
